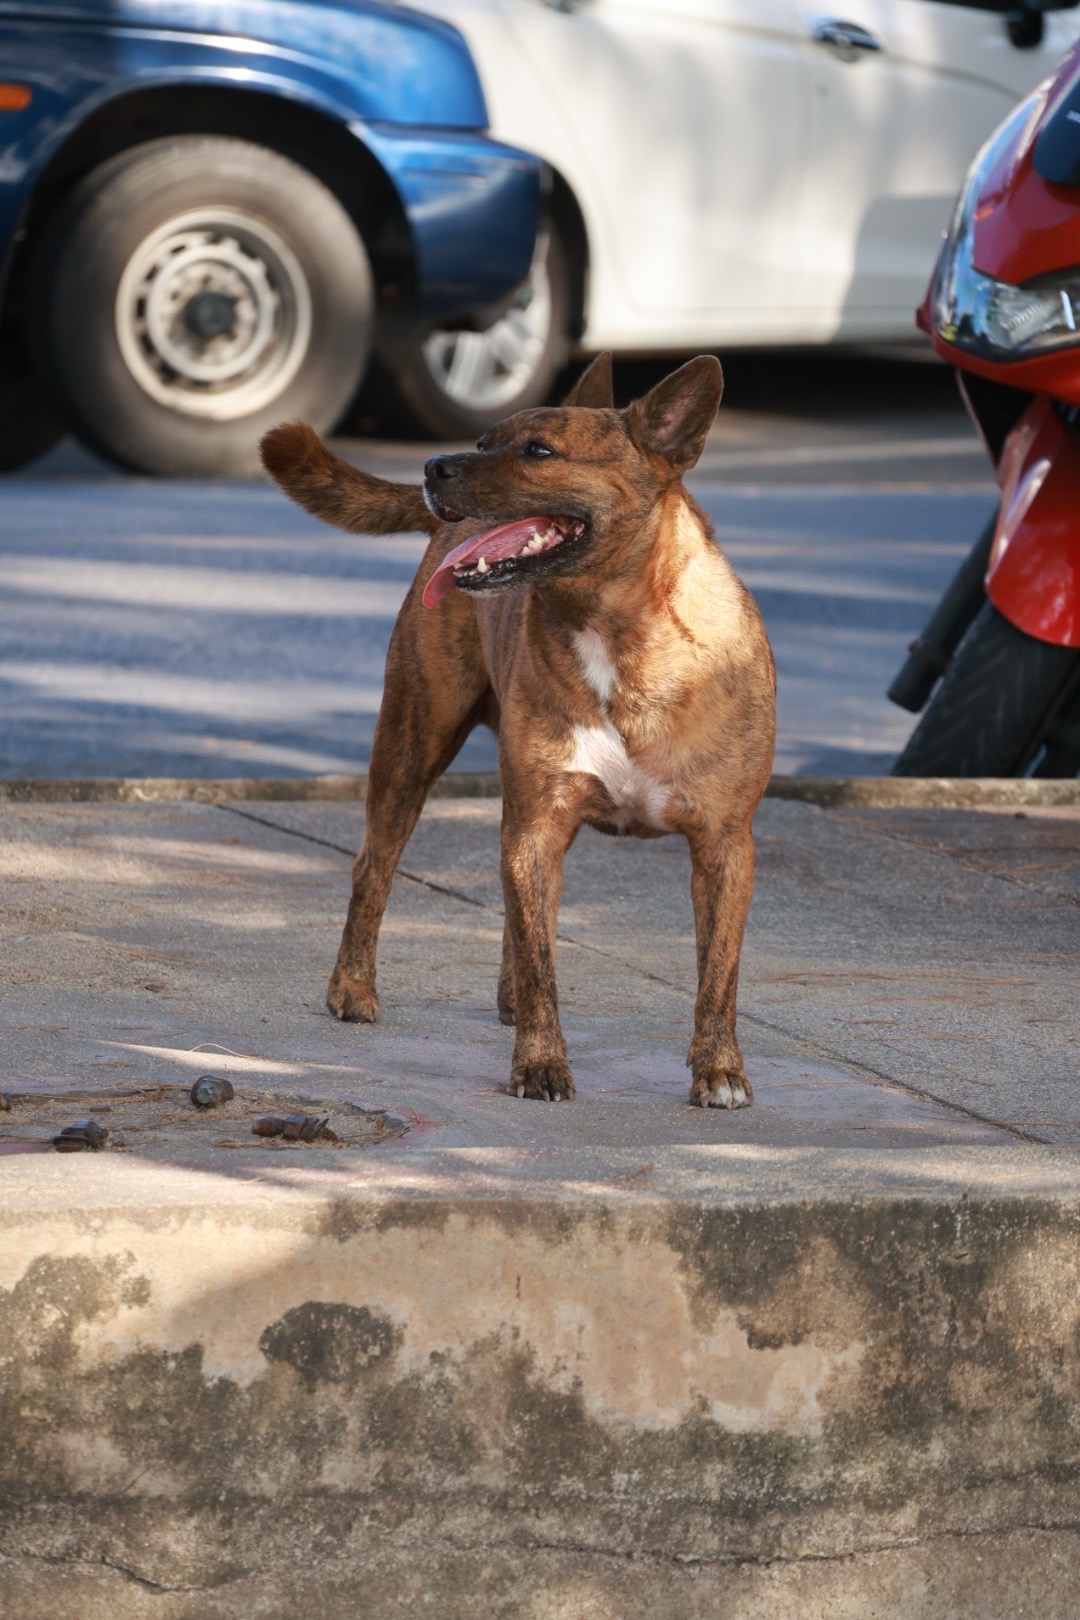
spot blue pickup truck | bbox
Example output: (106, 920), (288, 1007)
(0, 0), (545, 474)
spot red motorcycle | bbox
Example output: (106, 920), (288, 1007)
(890, 41), (1080, 777)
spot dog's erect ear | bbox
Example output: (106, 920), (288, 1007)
(561, 351), (614, 409)
(625, 356), (723, 470)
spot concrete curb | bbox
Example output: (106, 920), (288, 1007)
(3, 778), (1079, 1614)
(1, 773), (1077, 808)
(3, 1163), (1080, 1619)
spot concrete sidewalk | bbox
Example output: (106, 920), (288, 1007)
(2, 788), (1079, 1617)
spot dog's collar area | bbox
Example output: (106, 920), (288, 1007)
(422, 515), (588, 608)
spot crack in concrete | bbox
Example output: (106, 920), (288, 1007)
(11, 1521), (1080, 1592)
(216, 803), (1039, 1146)
(511, 1520), (1080, 1571)
(6, 1551), (192, 1593)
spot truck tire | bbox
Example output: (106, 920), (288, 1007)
(28, 136), (373, 477)
(892, 601), (1080, 776)
(369, 222), (570, 439)
(0, 356), (62, 471)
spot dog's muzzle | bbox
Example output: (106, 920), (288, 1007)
(422, 514), (589, 607)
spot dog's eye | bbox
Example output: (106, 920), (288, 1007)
(522, 440), (556, 459)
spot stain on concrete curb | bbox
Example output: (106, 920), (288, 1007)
(3, 1192), (1080, 1616)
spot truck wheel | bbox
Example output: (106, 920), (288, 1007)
(28, 137), (373, 477)
(370, 223), (570, 438)
(0, 357), (62, 470)
(892, 601), (1080, 776)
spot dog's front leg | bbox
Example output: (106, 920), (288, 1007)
(686, 824), (756, 1109)
(500, 806), (577, 1100)
(496, 913), (516, 1026)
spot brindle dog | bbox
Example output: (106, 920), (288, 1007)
(261, 354), (775, 1107)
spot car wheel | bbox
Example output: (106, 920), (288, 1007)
(892, 601), (1080, 776)
(0, 357), (63, 471)
(28, 136), (374, 477)
(371, 223), (571, 439)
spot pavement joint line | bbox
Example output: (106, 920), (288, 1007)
(734, 1008), (1046, 1148)
(2, 774), (1079, 808)
(826, 805), (1080, 910)
(219, 802), (492, 911)
(220, 801), (702, 988)
(219, 803), (1041, 1148)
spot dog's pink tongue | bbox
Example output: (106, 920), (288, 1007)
(422, 518), (547, 609)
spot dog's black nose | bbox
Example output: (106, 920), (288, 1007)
(425, 455), (460, 483)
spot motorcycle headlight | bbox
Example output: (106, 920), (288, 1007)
(934, 91), (1080, 361)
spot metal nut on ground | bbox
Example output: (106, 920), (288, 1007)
(191, 1076), (235, 1109)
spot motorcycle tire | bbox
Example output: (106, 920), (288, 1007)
(892, 600), (1080, 777)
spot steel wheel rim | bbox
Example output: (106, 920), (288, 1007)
(421, 237), (552, 413)
(115, 207), (313, 421)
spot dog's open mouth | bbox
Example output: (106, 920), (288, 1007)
(422, 515), (588, 608)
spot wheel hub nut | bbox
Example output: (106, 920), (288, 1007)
(183, 290), (239, 340)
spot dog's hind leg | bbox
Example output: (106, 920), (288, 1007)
(685, 824), (756, 1109)
(327, 604), (488, 1023)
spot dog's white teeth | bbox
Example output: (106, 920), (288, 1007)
(476, 556), (489, 574)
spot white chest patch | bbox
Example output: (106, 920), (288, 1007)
(567, 722), (672, 830)
(572, 627), (617, 705)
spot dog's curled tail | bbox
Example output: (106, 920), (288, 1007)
(260, 422), (438, 538)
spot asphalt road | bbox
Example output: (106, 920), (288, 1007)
(0, 350), (997, 779)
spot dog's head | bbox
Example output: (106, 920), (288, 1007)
(421, 353), (723, 607)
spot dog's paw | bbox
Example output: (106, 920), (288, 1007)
(688, 1070), (753, 1111)
(510, 1060), (575, 1102)
(326, 969), (380, 1024)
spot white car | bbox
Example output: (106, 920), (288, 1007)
(381, 0), (1080, 435)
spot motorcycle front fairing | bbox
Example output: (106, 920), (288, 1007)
(986, 394), (1080, 646)
(919, 46), (1080, 649)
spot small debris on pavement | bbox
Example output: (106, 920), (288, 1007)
(252, 1113), (337, 1143)
(283, 1113), (336, 1142)
(191, 1076), (235, 1109)
(0, 1094), (12, 1112)
(53, 1119), (109, 1152)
